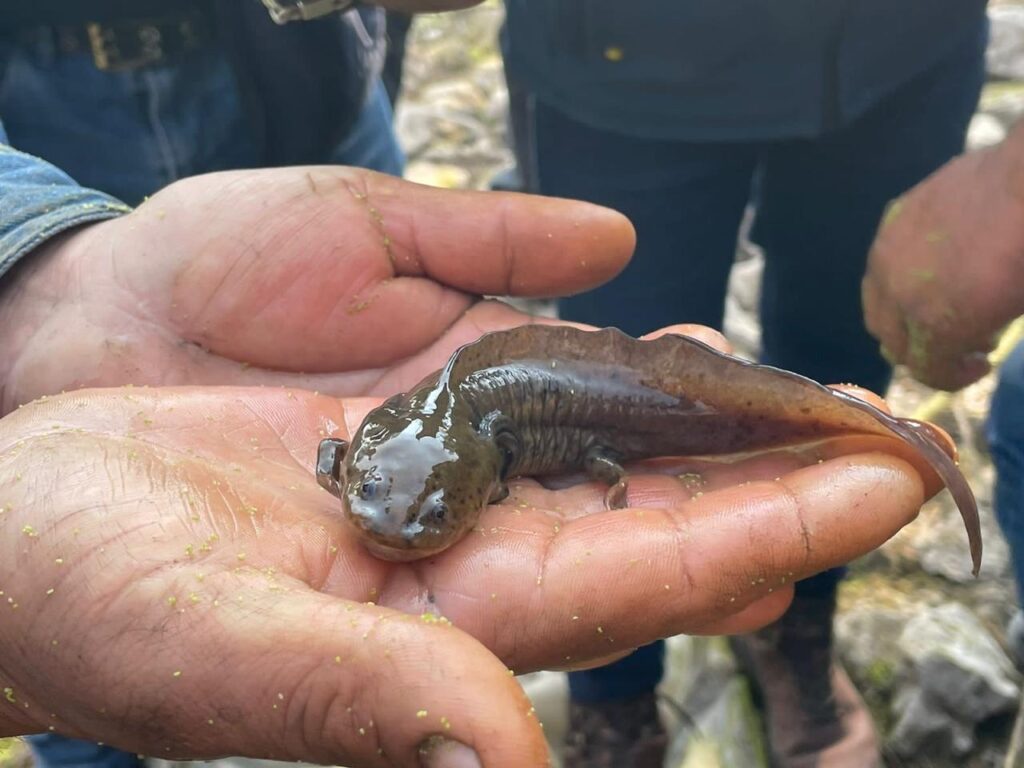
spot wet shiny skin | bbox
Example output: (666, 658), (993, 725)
(320, 326), (982, 570)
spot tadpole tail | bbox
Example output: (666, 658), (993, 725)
(830, 390), (982, 576)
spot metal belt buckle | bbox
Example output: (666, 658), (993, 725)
(260, 0), (357, 24)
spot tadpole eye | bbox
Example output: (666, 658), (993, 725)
(359, 478), (378, 500)
(432, 501), (448, 521)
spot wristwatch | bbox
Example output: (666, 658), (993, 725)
(259, 0), (358, 24)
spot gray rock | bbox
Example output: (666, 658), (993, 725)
(889, 687), (975, 759)
(835, 605), (911, 695)
(967, 112), (1008, 151)
(884, 603), (1019, 762)
(662, 637), (769, 768)
(723, 254), (763, 359)
(916, 500), (1010, 583)
(988, 5), (1024, 81)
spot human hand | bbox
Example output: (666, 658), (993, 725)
(0, 166), (632, 415)
(862, 129), (1024, 390)
(0, 332), (937, 767)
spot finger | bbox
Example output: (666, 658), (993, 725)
(61, 587), (548, 767)
(640, 324), (733, 355)
(427, 454), (925, 671)
(361, 173), (635, 297)
(861, 270), (909, 365)
(916, 350), (992, 392)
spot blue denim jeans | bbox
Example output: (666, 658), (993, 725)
(527, 26), (987, 703)
(5, 32), (402, 768)
(0, 38), (403, 205)
(989, 340), (1024, 600)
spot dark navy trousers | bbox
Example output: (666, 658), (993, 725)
(989, 341), (1024, 601)
(523, 30), (987, 703)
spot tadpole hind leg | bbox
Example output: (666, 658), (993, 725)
(584, 447), (630, 510)
(316, 438), (349, 498)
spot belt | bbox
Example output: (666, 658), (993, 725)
(4, 2), (214, 72)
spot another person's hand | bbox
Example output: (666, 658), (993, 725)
(0, 166), (631, 415)
(862, 126), (1024, 390)
(0, 335), (939, 767)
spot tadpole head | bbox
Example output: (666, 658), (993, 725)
(339, 407), (500, 561)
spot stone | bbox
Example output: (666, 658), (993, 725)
(835, 604), (911, 696)
(403, 161), (472, 189)
(916, 501), (1010, 584)
(967, 112), (1008, 151)
(988, 5), (1024, 81)
(882, 603), (1020, 761)
(889, 686), (975, 759)
(662, 636), (769, 768)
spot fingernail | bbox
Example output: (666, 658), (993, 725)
(418, 736), (482, 768)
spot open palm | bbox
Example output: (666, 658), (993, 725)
(0, 167), (937, 767)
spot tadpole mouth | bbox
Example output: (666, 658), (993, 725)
(360, 537), (448, 562)
(342, 497), (451, 562)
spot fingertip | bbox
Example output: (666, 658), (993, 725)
(828, 384), (891, 414)
(538, 196), (635, 294)
(641, 324), (733, 354)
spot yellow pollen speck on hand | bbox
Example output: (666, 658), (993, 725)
(237, 553), (247, 561)
(54, 558), (64, 565)
(334, 655), (342, 663)
(21, 525), (37, 537)
(167, 596), (177, 607)
(416, 710), (428, 718)
(45, 588), (54, 596)
(172, 671), (181, 678)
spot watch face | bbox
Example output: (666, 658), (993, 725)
(261, 0), (355, 24)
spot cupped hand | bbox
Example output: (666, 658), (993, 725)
(862, 133), (1024, 391)
(0, 330), (935, 767)
(0, 166), (632, 414)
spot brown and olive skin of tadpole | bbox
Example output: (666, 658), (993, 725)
(319, 325), (982, 573)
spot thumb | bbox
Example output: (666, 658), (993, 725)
(130, 586), (549, 768)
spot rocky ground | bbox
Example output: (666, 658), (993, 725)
(6, 3), (1024, 768)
